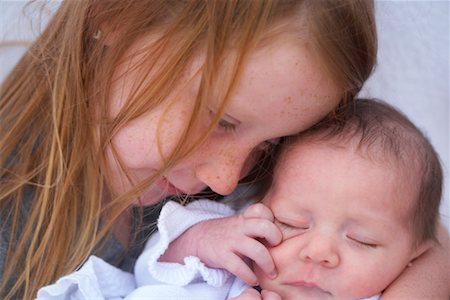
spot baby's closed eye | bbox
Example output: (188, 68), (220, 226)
(346, 234), (380, 249)
(274, 218), (309, 240)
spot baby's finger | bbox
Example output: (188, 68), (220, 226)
(261, 290), (282, 300)
(243, 203), (274, 221)
(243, 218), (282, 246)
(234, 238), (277, 280)
(224, 252), (258, 286)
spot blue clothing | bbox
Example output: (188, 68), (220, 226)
(0, 190), (166, 286)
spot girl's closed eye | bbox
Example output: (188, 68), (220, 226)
(209, 109), (240, 133)
(217, 118), (236, 132)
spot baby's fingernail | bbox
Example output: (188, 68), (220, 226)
(269, 271), (277, 279)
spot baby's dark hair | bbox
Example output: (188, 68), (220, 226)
(281, 98), (442, 246)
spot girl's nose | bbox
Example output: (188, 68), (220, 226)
(195, 146), (252, 195)
(299, 234), (340, 268)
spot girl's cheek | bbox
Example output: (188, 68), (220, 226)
(239, 147), (264, 178)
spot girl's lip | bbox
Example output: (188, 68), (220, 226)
(158, 177), (186, 195)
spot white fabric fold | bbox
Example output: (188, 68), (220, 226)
(36, 256), (135, 300)
(135, 200), (236, 287)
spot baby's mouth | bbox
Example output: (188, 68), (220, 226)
(285, 280), (332, 297)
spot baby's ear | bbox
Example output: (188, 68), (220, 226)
(410, 239), (434, 261)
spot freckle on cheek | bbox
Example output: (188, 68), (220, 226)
(222, 150), (237, 166)
(227, 156), (236, 166)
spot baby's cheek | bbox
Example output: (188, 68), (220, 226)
(252, 261), (275, 290)
(334, 259), (393, 299)
(254, 270), (290, 299)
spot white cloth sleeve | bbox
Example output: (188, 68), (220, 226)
(134, 199), (236, 288)
(227, 277), (252, 299)
(35, 256), (135, 300)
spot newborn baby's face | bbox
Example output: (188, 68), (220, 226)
(253, 141), (422, 299)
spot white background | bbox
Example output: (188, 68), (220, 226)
(1, 0), (449, 230)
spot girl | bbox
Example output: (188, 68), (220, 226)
(1, 1), (444, 299)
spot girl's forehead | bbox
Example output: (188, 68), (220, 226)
(108, 33), (340, 136)
(222, 41), (340, 127)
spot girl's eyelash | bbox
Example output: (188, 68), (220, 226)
(217, 119), (236, 132)
(208, 109), (237, 133)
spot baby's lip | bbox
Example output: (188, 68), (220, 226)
(286, 280), (318, 288)
(285, 280), (332, 295)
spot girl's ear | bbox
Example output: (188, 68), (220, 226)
(410, 240), (434, 262)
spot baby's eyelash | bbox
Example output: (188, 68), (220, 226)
(275, 219), (309, 231)
(275, 220), (291, 229)
(347, 236), (378, 249)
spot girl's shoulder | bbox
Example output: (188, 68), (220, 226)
(0, 187), (34, 286)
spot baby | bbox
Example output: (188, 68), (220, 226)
(248, 98), (442, 299)
(37, 99), (442, 299)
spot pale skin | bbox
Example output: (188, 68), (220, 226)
(379, 223), (450, 300)
(228, 230), (450, 300)
(251, 141), (430, 299)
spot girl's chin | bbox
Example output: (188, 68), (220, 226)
(135, 188), (168, 206)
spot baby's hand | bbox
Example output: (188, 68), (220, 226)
(161, 203), (282, 286)
(230, 288), (282, 300)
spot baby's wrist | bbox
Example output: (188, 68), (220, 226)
(159, 221), (202, 263)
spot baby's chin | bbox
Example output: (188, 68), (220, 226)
(253, 264), (335, 300)
(258, 283), (334, 300)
